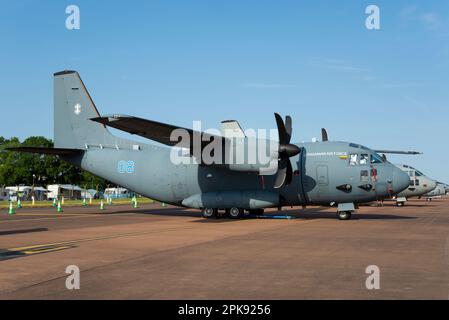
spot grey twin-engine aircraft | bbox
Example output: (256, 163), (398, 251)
(8, 71), (411, 220)
(394, 164), (437, 206)
(423, 183), (447, 201)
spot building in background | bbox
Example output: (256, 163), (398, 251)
(104, 187), (131, 199)
(47, 184), (82, 200)
(4, 186), (48, 201)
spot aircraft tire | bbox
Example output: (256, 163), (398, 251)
(396, 202), (405, 207)
(337, 211), (352, 221)
(229, 207), (242, 219)
(202, 208), (217, 219)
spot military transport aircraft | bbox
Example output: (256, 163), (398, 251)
(393, 164), (437, 206)
(423, 183), (447, 201)
(8, 71), (411, 220)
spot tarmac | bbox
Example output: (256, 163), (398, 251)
(1, 197), (449, 299)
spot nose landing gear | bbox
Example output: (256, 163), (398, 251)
(337, 211), (352, 220)
(337, 203), (355, 221)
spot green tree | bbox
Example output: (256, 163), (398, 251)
(0, 136), (109, 189)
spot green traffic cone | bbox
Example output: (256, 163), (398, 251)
(9, 202), (15, 215)
(17, 199), (22, 209)
(108, 197), (112, 205)
(133, 198), (138, 208)
(161, 202), (167, 208)
(83, 198), (87, 206)
(53, 198), (57, 207)
(57, 201), (63, 213)
(100, 199), (105, 210)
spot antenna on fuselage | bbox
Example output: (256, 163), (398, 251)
(321, 128), (329, 142)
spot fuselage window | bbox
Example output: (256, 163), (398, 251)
(408, 171), (414, 177)
(415, 179), (420, 186)
(410, 180), (415, 186)
(360, 170), (369, 182)
(349, 154), (358, 166)
(360, 154), (369, 165)
(370, 153), (383, 164)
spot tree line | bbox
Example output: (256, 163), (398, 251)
(0, 136), (108, 190)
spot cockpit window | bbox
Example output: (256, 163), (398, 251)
(349, 154), (358, 166)
(415, 170), (424, 177)
(360, 154), (369, 165)
(370, 153), (383, 164)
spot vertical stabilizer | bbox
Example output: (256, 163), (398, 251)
(53, 70), (114, 149)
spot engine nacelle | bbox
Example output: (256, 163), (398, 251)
(220, 137), (279, 175)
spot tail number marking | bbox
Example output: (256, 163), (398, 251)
(118, 161), (135, 174)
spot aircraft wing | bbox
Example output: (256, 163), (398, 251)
(6, 147), (84, 156)
(374, 150), (422, 155)
(91, 115), (228, 149)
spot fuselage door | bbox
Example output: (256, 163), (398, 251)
(316, 165), (329, 186)
(315, 164), (329, 202)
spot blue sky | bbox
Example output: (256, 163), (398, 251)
(0, 0), (448, 182)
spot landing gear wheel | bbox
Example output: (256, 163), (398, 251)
(396, 202), (405, 207)
(337, 211), (352, 221)
(229, 207), (242, 219)
(202, 208), (217, 219)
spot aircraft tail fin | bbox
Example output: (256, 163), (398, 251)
(53, 71), (114, 149)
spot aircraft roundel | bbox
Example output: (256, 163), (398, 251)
(74, 103), (81, 115)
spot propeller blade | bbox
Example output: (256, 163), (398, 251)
(274, 113), (287, 145)
(285, 116), (292, 144)
(274, 158), (288, 189)
(321, 128), (328, 142)
(273, 113), (299, 189)
(285, 160), (293, 186)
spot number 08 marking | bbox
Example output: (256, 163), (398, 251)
(118, 161), (135, 174)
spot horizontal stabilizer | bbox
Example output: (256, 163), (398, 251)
(374, 150), (422, 155)
(91, 115), (227, 149)
(220, 120), (246, 138)
(6, 147), (84, 156)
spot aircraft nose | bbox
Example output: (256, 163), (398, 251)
(393, 167), (410, 194)
(428, 180), (437, 192)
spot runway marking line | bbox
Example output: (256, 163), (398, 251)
(0, 227), (197, 255)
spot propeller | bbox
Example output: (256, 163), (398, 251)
(274, 113), (301, 189)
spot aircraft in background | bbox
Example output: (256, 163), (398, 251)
(423, 183), (448, 201)
(441, 183), (449, 194)
(394, 164), (437, 206)
(8, 71), (411, 220)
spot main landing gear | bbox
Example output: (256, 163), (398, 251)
(201, 208), (264, 219)
(201, 208), (218, 219)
